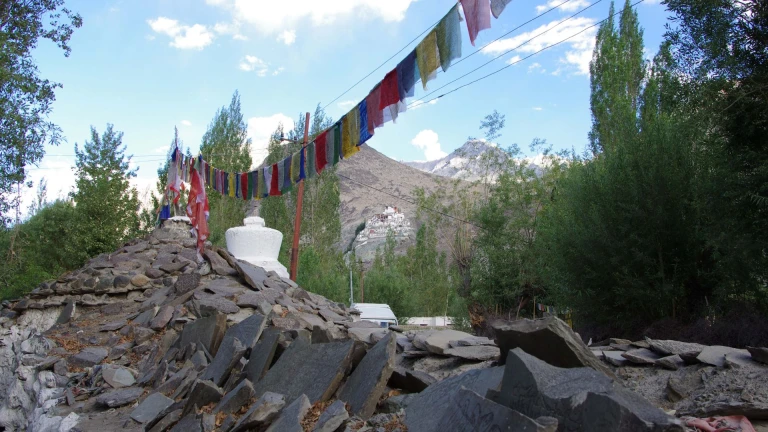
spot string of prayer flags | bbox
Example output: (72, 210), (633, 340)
(416, 29), (440, 89)
(437, 4), (462, 72)
(461, 0), (491, 46)
(491, 0), (513, 19)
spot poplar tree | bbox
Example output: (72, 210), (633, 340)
(199, 91), (253, 246)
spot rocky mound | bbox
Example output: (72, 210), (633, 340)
(0, 219), (759, 431)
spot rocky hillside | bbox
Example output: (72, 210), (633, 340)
(0, 219), (766, 431)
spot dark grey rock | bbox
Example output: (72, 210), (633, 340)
(134, 327), (155, 344)
(388, 367), (436, 393)
(724, 349), (753, 368)
(160, 260), (188, 273)
(312, 399), (348, 432)
(272, 316), (302, 330)
(232, 391), (286, 432)
(266, 394), (311, 432)
(621, 348), (662, 365)
(53, 359), (68, 376)
(99, 320), (127, 332)
(747, 346), (768, 365)
(205, 278), (247, 298)
(114, 275), (132, 288)
(175, 273), (201, 294)
(103, 365), (136, 388)
(198, 297), (240, 314)
(214, 379), (255, 416)
(656, 355), (685, 371)
(146, 268), (165, 279)
(56, 300), (76, 325)
(233, 260), (268, 290)
(203, 249), (237, 276)
(412, 329), (472, 354)
(95, 386), (144, 408)
(492, 316), (616, 379)
(95, 276), (114, 293)
(489, 348), (683, 432)
(148, 409), (182, 432)
(339, 333), (396, 419)
(68, 346), (108, 367)
(133, 307), (158, 327)
(697, 345), (745, 367)
(191, 351), (208, 371)
(178, 310), (227, 357)
(170, 413), (202, 432)
(435, 387), (558, 432)
(202, 313), (266, 385)
(648, 339), (705, 356)
(449, 336), (496, 348)
(183, 380), (224, 416)
(602, 350), (629, 367)
(254, 339), (355, 404)
(150, 305), (174, 330)
(246, 328), (281, 383)
(443, 345), (500, 361)
(404, 367), (504, 432)
(130, 392), (174, 423)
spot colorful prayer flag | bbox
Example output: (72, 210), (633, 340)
(359, 100), (372, 145)
(315, 131), (328, 174)
(416, 29), (440, 89)
(281, 154), (292, 192)
(461, 0), (491, 46)
(290, 149), (302, 184)
(366, 84), (384, 133)
(269, 163), (280, 196)
(437, 5), (462, 72)
(307, 142), (317, 178)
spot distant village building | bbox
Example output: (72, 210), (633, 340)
(354, 206), (414, 246)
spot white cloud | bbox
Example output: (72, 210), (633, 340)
(206, 0), (415, 35)
(213, 20), (247, 40)
(247, 113), (295, 166)
(533, 107), (543, 111)
(536, 0), (591, 14)
(239, 55), (270, 76)
(277, 30), (296, 45)
(506, 55), (522, 65)
(154, 145), (170, 154)
(411, 129), (447, 161)
(272, 67), (285, 76)
(147, 17), (214, 50)
(482, 17), (597, 75)
(181, 120), (192, 127)
(337, 100), (356, 109)
(528, 62), (542, 71)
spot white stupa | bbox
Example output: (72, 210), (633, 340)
(225, 216), (289, 278)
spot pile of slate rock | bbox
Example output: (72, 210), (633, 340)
(0, 218), (755, 431)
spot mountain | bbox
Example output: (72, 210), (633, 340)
(336, 144), (450, 252)
(402, 139), (507, 181)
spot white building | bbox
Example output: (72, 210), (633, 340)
(354, 206), (413, 244)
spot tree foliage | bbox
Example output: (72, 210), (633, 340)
(200, 91), (253, 246)
(0, 0), (82, 224)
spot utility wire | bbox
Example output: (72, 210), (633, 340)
(409, 0), (644, 109)
(337, 173), (485, 230)
(409, 0), (604, 108)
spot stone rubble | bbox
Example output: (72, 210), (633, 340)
(0, 218), (765, 431)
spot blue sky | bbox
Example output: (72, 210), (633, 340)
(25, 0), (670, 212)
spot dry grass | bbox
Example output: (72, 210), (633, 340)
(300, 400), (333, 431)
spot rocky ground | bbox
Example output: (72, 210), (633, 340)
(0, 219), (766, 431)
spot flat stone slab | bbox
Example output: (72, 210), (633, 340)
(150, 305), (174, 330)
(697, 345), (744, 367)
(405, 367), (504, 432)
(449, 336), (496, 348)
(178, 310), (227, 357)
(130, 392), (174, 423)
(198, 297), (240, 314)
(388, 367), (436, 393)
(254, 339), (356, 404)
(246, 328), (281, 383)
(183, 380), (224, 417)
(205, 279), (248, 298)
(232, 392), (286, 432)
(747, 346), (768, 365)
(724, 349), (754, 368)
(656, 355), (685, 370)
(492, 316), (616, 379)
(103, 365), (136, 388)
(214, 379), (254, 416)
(347, 327), (387, 343)
(203, 249), (238, 276)
(602, 350), (629, 367)
(95, 386), (144, 408)
(264, 394), (311, 432)
(648, 339), (705, 356)
(69, 347), (108, 367)
(339, 333), (396, 419)
(234, 260), (268, 290)
(312, 399), (348, 432)
(622, 348), (662, 365)
(412, 329), (473, 355)
(99, 320), (127, 332)
(435, 387), (558, 432)
(489, 348), (682, 432)
(202, 313), (266, 386)
(443, 345), (500, 361)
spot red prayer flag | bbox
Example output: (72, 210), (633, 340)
(270, 163), (281, 196)
(379, 69), (400, 111)
(315, 130), (328, 174)
(240, 173), (248, 200)
(366, 84), (384, 133)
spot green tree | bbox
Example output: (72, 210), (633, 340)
(71, 124), (141, 261)
(0, 0), (82, 224)
(200, 91), (253, 246)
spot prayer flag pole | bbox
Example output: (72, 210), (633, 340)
(289, 112), (311, 281)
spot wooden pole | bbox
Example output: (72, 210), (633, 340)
(289, 112), (310, 281)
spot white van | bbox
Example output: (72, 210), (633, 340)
(351, 303), (399, 328)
